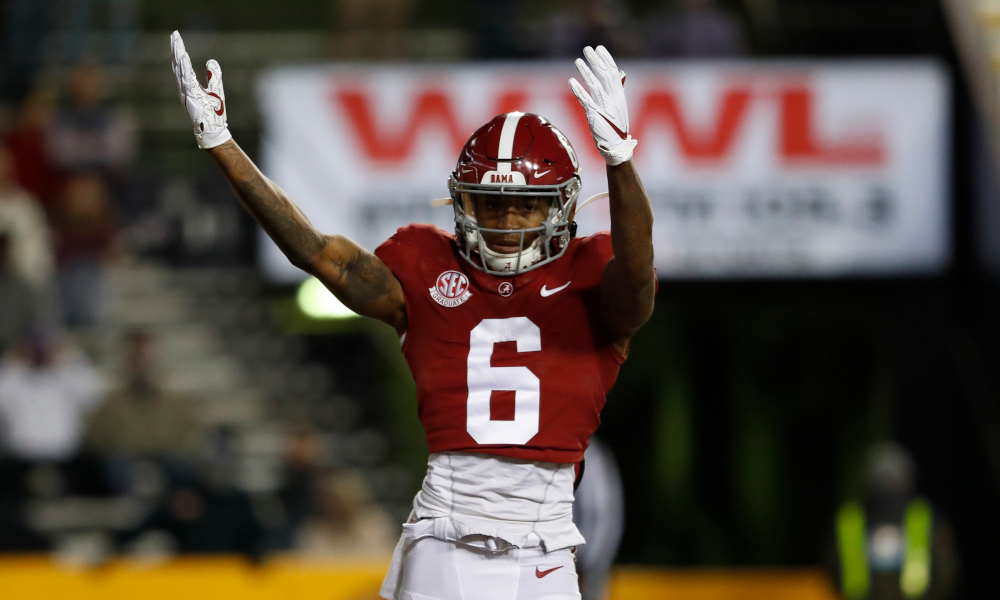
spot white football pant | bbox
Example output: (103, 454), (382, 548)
(395, 536), (580, 600)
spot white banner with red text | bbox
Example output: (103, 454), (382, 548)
(256, 60), (950, 282)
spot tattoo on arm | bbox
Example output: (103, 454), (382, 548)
(315, 238), (407, 333)
(207, 140), (407, 333)
(336, 248), (391, 306)
(208, 140), (326, 270)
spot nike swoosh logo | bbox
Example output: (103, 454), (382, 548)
(536, 566), (563, 578)
(598, 112), (627, 140)
(540, 282), (571, 297)
(533, 169), (552, 178)
(206, 91), (225, 116)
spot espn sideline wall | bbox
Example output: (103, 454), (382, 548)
(257, 60), (950, 282)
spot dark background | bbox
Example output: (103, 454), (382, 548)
(5, 0), (1000, 597)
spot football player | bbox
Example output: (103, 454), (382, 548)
(170, 33), (654, 600)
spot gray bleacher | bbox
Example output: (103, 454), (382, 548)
(24, 30), (454, 558)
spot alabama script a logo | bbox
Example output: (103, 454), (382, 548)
(430, 270), (472, 307)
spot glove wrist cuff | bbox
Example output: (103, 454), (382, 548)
(197, 127), (232, 150)
(598, 137), (637, 166)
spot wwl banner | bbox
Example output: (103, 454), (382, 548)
(257, 60), (950, 282)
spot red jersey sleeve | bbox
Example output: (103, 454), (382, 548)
(375, 224), (457, 286)
(373, 229), (405, 274)
(374, 224), (456, 348)
(374, 224), (451, 275)
(571, 231), (614, 287)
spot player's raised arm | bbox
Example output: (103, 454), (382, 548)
(570, 46), (656, 347)
(169, 31), (406, 334)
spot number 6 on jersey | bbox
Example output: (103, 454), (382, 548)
(466, 317), (541, 444)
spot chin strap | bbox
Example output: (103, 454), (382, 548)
(478, 234), (543, 274)
(575, 191), (609, 213)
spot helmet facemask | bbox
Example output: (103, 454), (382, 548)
(450, 174), (581, 277)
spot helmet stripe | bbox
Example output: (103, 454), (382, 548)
(495, 112), (524, 173)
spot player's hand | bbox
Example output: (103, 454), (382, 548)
(170, 30), (232, 150)
(569, 45), (637, 166)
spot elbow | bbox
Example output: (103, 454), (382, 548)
(284, 249), (315, 274)
(290, 254), (314, 274)
(634, 284), (656, 325)
(602, 282), (656, 340)
(624, 262), (656, 296)
(630, 278), (657, 329)
(291, 234), (339, 274)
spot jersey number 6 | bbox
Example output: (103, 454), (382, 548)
(466, 317), (541, 445)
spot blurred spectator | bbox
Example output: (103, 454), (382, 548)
(54, 173), (116, 326)
(543, 0), (635, 58)
(573, 437), (625, 600)
(2, 0), (52, 104)
(135, 479), (264, 557)
(330, 0), (416, 59)
(645, 0), (746, 58)
(59, 0), (139, 64)
(295, 470), (396, 557)
(0, 331), (105, 463)
(124, 426), (264, 557)
(0, 144), (56, 289)
(472, 0), (521, 58)
(0, 234), (39, 356)
(48, 63), (137, 175)
(86, 330), (203, 460)
(262, 425), (322, 551)
(829, 442), (959, 600)
(6, 91), (59, 209)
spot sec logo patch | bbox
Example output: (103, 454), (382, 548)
(430, 270), (472, 307)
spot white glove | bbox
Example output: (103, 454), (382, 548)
(569, 45), (637, 166)
(170, 30), (232, 150)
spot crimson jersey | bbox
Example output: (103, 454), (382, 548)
(374, 224), (626, 464)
